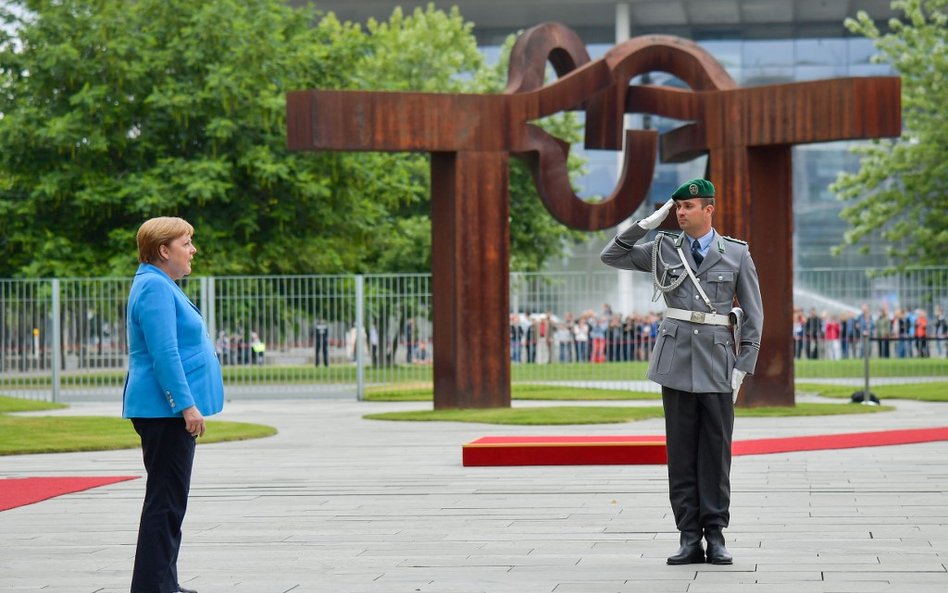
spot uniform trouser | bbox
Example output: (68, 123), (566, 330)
(130, 418), (196, 593)
(662, 387), (734, 533)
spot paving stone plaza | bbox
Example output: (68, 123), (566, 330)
(2, 395), (947, 593)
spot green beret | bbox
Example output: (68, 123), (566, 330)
(671, 178), (715, 200)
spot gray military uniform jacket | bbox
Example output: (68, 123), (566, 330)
(601, 223), (763, 394)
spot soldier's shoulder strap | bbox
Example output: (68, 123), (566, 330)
(656, 231), (684, 248)
(722, 235), (747, 245)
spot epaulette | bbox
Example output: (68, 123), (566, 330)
(657, 231), (678, 238)
(723, 235), (747, 245)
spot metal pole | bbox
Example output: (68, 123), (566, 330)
(862, 324), (871, 405)
(355, 274), (365, 401)
(51, 279), (61, 403)
(205, 276), (216, 346)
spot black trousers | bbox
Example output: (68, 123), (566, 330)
(131, 418), (196, 593)
(662, 387), (734, 533)
(314, 337), (329, 366)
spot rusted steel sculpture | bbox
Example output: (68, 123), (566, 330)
(287, 22), (900, 409)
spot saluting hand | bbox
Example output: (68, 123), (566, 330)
(638, 198), (675, 230)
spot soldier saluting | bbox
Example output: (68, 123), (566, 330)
(601, 178), (763, 566)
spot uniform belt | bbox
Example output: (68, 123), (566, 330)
(665, 307), (732, 326)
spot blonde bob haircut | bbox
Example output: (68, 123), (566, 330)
(136, 217), (194, 264)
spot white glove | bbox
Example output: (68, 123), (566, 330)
(731, 369), (747, 404)
(637, 198), (675, 230)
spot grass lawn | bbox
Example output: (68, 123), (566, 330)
(364, 383), (659, 402)
(796, 381), (948, 402)
(794, 357), (947, 378)
(0, 395), (277, 456)
(4, 357), (942, 392)
(363, 402), (893, 425)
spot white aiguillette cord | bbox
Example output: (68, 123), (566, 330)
(650, 234), (686, 301)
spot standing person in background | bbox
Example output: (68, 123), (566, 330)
(839, 312), (853, 359)
(215, 330), (230, 365)
(554, 321), (572, 363)
(369, 325), (379, 367)
(876, 307), (892, 359)
(313, 319), (329, 367)
(601, 178), (762, 566)
(824, 313), (841, 360)
(124, 217), (224, 593)
(905, 308), (916, 358)
(894, 309), (908, 358)
(250, 331), (265, 365)
(404, 318), (416, 364)
(934, 306), (947, 358)
(563, 312), (576, 363)
(793, 309), (804, 359)
(639, 314), (657, 361)
(805, 308), (821, 359)
(590, 316), (607, 363)
(622, 315), (637, 361)
(915, 309), (929, 358)
(607, 314), (622, 361)
(524, 313), (538, 364)
(855, 304), (874, 358)
(510, 314), (524, 363)
(538, 311), (554, 365)
(573, 317), (589, 362)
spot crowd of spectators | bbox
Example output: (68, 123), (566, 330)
(508, 302), (948, 364)
(793, 304), (947, 360)
(510, 304), (664, 364)
(215, 329), (265, 365)
(218, 302), (946, 368)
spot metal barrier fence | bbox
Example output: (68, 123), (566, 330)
(1, 268), (945, 402)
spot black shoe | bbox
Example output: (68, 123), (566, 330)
(704, 528), (734, 565)
(667, 531), (705, 565)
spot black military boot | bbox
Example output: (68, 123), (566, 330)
(666, 530), (705, 565)
(704, 527), (734, 565)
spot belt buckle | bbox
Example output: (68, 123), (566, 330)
(690, 311), (706, 323)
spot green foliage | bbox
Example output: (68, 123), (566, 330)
(0, 1), (590, 277)
(832, 0), (948, 267)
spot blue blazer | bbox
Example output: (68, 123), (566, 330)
(123, 264), (224, 418)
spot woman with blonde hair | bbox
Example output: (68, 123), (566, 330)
(124, 217), (224, 593)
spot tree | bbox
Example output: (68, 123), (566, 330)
(0, 1), (590, 278)
(0, 0), (384, 276)
(344, 9), (591, 274)
(831, 0), (947, 268)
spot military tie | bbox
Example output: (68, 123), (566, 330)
(691, 239), (704, 266)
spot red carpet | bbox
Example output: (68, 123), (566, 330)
(732, 427), (948, 456)
(464, 435), (667, 466)
(463, 427), (948, 466)
(0, 476), (139, 512)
